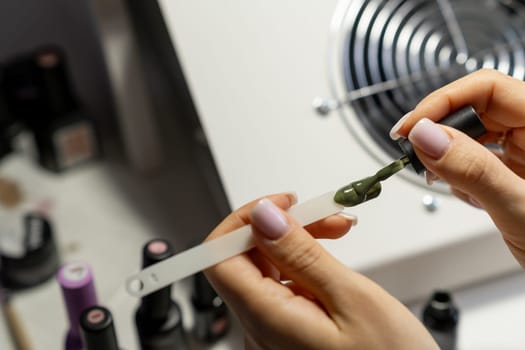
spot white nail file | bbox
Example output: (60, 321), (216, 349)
(125, 191), (344, 297)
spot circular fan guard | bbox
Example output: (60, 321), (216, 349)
(332, 0), (525, 171)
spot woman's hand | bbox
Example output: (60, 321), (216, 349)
(204, 193), (438, 350)
(390, 68), (525, 267)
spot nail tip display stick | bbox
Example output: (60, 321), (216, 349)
(126, 191), (343, 298)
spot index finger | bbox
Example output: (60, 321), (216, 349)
(203, 193), (297, 306)
(205, 192), (297, 242)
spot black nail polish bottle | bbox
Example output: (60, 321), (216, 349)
(398, 105), (486, 173)
(0, 70), (17, 159)
(80, 305), (121, 350)
(2, 46), (99, 172)
(422, 290), (459, 350)
(32, 46), (99, 172)
(191, 271), (230, 342)
(134, 239), (189, 350)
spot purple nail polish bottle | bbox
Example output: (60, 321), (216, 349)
(57, 261), (98, 350)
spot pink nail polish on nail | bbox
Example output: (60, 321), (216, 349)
(408, 118), (451, 159)
(250, 199), (289, 240)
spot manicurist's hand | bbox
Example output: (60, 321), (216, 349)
(204, 193), (438, 350)
(390, 68), (525, 268)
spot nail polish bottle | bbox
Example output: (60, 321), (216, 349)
(2, 46), (99, 172)
(80, 305), (121, 350)
(422, 290), (459, 350)
(1, 55), (39, 161)
(134, 239), (189, 350)
(57, 261), (98, 350)
(30, 46), (99, 172)
(397, 105), (486, 173)
(0, 71), (16, 159)
(0, 213), (60, 289)
(1, 53), (42, 125)
(191, 271), (230, 342)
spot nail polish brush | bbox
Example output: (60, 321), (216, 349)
(333, 105), (486, 207)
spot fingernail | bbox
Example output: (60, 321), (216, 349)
(408, 118), (450, 159)
(468, 196), (484, 209)
(250, 198), (290, 240)
(337, 212), (358, 226)
(285, 192), (298, 205)
(425, 170), (440, 186)
(390, 111), (412, 140)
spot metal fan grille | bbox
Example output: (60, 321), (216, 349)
(341, 0), (525, 161)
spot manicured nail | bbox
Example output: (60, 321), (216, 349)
(250, 198), (290, 240)
(408, 118), (450, 159)
(285, 192), (298, 206)
(337, 212), (358, 226)
(390, 111), (412, 140)
(468, 197), (484, 209)
(425, 170), (440, 186)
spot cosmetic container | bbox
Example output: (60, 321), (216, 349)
(422, 290), (459, 350)
(134, 239), (189, 350)
(398, 105), (486, 173)
(2, 46), (99, 172)
(0, 73), (16, 159)
(31, 46), (99, 172)
(0, 213), (59, 289)
(80, 305), (121, 350)
(191, 271), (230, 342)
(57, 261), (98, 350)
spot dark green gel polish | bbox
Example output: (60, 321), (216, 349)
(334, 156), (410, 207)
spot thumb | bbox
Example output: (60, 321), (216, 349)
(408, 118), (524, 210)
(248, 198), (349, 310)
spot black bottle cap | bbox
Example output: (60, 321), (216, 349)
(0, 213), (60, 289)
(422, 290), (459, 332)
(1, 54), (43, 125)
(0, 78), (14, 158)
(135, 239), (188, 348)
(2, 46), (78, 130)
(80, 305), (120, 350)
(0, 66), (15, 126)
(141, 238), (174, 269)
(33, 46), (78, 118)
(139, 239), (175, 319)
(397, 105), (486, 174)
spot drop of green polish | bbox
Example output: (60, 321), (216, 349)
(333, 178), (382, 207)
(334, 156), (410, 207)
